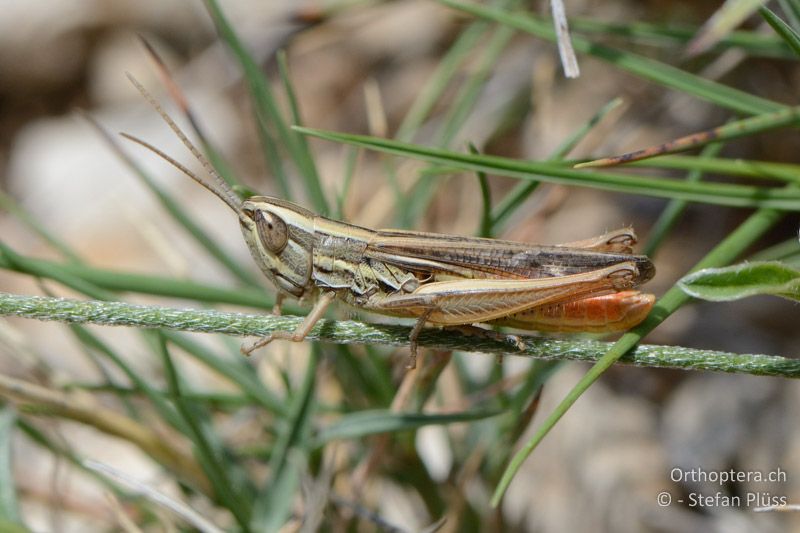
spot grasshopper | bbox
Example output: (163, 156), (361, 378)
(122, 75), (655, 368)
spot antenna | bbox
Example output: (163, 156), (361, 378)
(119, 132), (241, 215)
(122, 73), (243, 215)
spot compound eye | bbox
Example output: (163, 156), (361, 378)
(255, 211), (288, 253)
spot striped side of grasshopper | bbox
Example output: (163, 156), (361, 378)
(122, 75), (655, 368)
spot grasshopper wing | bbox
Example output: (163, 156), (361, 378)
(366, 229), (654, 284)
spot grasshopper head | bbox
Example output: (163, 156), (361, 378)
(240, 196), (315, 298)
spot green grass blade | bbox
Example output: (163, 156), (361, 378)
(0, 250), (275, 310)
(330, 344), (395, 408)
(0, 242), (285, 417)
(138, 35), (244, 192)
(469, 142), (493, 237)
(0, 241), (116, 302)
(202, 0), (291, 175)
(313, 409), (502, 446)
(491, 195), (789, 505)
(476, 170), (493, 237)
(203, 0), (328, 214)
(0, 191), (81, 264)
(17, 419), (120, 492)
(0, 519), (27, 533)
(437, 0), (784, 115)
(199, 139), (242, 190)
(69, 324), (172, 416)
(551, 98), (625, 160)
(95, 119), (262, 287)
(1, 174), (282, 417)
(276, 50), (328, 212)
(157, 335), (252, 530)
(505, 361), (561, 441)
(82, 319), (285, 419)
(74, 289), (279, 419)
(252, 346), (319, 530)
(491, 97), (623, 230)
(686, 0), (765, 56)
(294, 127), (800, 209)
(400, 21), (517, 226)
(627, 155), (800, 185)
(749, 237), (800, 261)
(436, 24), (516, 148)
(397, 0), (522, 226)
(578, 105), (800, 168)
(643, 142), (725, 257)
(568, 18), (793, 58)
(67, 332), (139, 420)
(778, 0), (800, 30)
(760, 5), (800, 55)
(395, 21), (489, 142)
(483, 361), (561, 474)
(70, 325), (187, 432)
(165, 333), (286, 415)
(253, 107), (293, 200)
(335, 147), (359, 219)
(0, 408), (21, 526)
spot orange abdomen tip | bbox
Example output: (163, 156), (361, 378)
(497, 291), (655, 333)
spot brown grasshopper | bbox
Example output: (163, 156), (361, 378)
(122, 75), (655, 368)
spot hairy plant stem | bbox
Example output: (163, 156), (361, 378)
(1, 292), (798, 378)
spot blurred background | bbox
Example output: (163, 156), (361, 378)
(0, 0), (799, 531)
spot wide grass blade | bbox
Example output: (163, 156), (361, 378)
(434, 24), (515, 148)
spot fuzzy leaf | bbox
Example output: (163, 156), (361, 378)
(679, 261), (800, 302)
